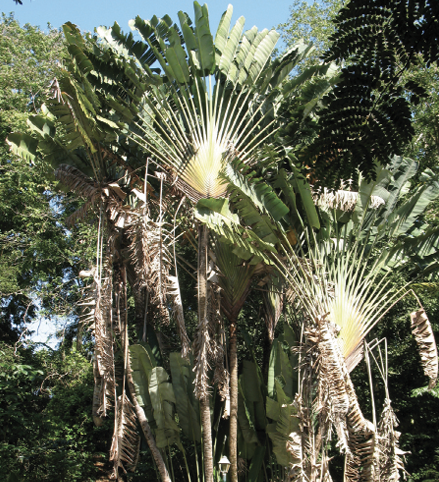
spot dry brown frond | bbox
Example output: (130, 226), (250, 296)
(192, 316), (212, 400)
(55, 164), (100, 200)
(110, 394), (141, 476)
(313, 187), (385, 212)
(263, 278), (284, 344)
(287, 395), (307, 482)
(126, 204), (192, 355)
(126, 216), (172, 323)
(65, 200), (93, 227)
(94, 267), (116, 418)
(168, 275), (191, 357)
(305, 313), (375, 482)
(56, 164), (134, 229)
(378, 399), (409, 481)
(410, 310), (438, 389)
(237, 458), (247, 476)
(311, 316), (350, 454)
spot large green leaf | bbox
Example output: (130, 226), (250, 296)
(195, 197), (277, 264)
(267, 340), (294, 400)
(216, 10), (245, 76)
(129, 344), (156, 424)
(169, 353), (201, 442)
(224, 163), (289, 222)
(391, 177), (439, 237)
(238, 380), (259, 449)
(241, 361), (267, 431)
(266, 401), (300, 467)
(149, 366), (180, 448)
(193, 1), (215, 73)
(290, 164), (320, 229)
(247, 445), (266, 482)
(380, 156), (418, 222)
(214, 5), (233, 57)
(7, 133), (38, 163)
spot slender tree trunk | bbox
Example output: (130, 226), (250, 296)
(125, 264), (146, 338)
(127, 362), (172, 482)
(200, 395), (214, 481)
(198, 224), (214, 482)
(229, 320), (239, 482)
(76, 320), (83, 351)
(262, 328), (272, 385)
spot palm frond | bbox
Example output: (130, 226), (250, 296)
(94, 6), (316, 205)
(110, 394), (141, 475)
(377, 399), (408, 482)
(410, 310), (438, 389)
(168, 275), (191, 357)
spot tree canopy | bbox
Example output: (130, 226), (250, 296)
(2, 2), (439, 482)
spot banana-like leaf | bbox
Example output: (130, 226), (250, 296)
(195, 197), (277, 264)
(238, 380), (259, 448)
(247, 445), (266, 482)
(266, 396), (300, 467)
(353, 165), (391, 227)
(129, 344), (156, 424)
(215, 8), (245, 75)
(388, 172), (439, 238)
(274, 165), (319, 231)
(267, 339), (294, 399)
(149, 367), (180, 448)
(379, 156), (418, 222)
(169, 353), (201, 442)
(240, 361), (267, 431)
(290, 165), (320, 229)
(227, 164), (289, 220)
(7, 132), (38, 163)
(410, 310), (438, 389)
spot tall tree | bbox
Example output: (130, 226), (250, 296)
(8, 3), (323, 480)
(0, 14), (76, 341)
(312, 0), (439, 185)
(279, 0), (343, 68)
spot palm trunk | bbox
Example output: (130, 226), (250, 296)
(200, 395), (214, 482)
(229, 320), (239, 482)
(127, 362), (171, 482)
(198, 224), (214, 482)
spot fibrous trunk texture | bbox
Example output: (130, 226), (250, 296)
(197, 224), (214, 482)
(229, 321), (239, 482)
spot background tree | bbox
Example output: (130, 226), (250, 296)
(278, 0), (342, 68)
(0, 14), (83, 341)
(0, 341), (113, 481)
(308, 0), (439, 186)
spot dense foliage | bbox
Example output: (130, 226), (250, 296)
(0, 14), (82, 341)
(2, 2), (439, 482)
(0, 342), (112, 481)
(305, 0), (439, 186)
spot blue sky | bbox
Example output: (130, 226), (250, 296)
(7, 0), (293, 38)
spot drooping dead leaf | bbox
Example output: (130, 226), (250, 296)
(410, 310), (438, 389)
(110, 394), (141, 475)
(378, 398), (409, 481)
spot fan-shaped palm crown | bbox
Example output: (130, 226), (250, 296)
(100, 3), (312, 201)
